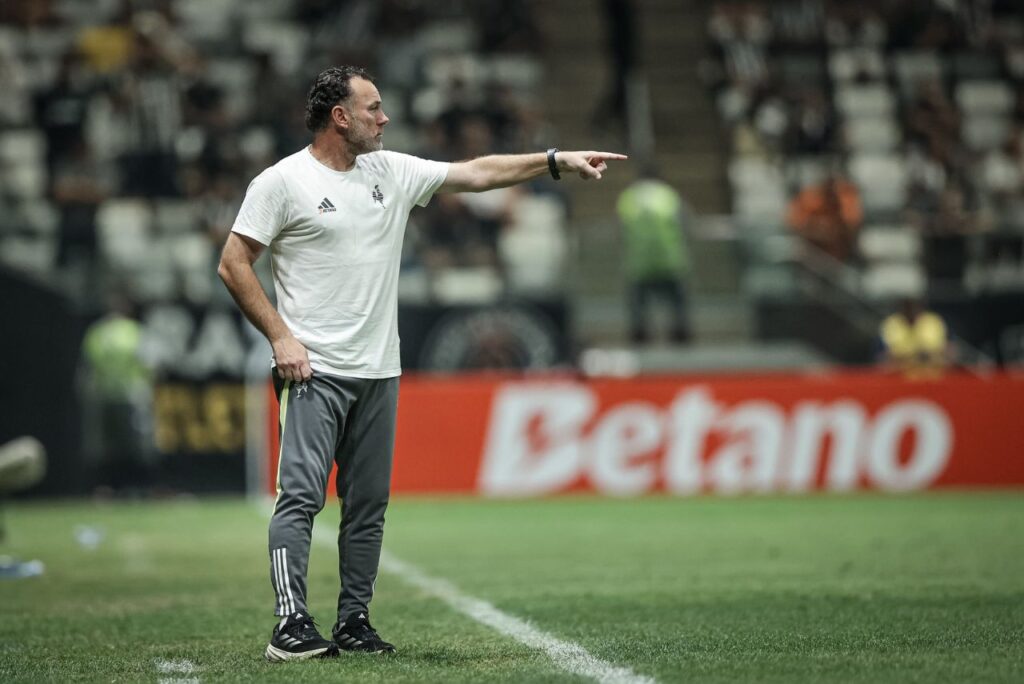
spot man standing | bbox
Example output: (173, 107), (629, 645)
(218, 66), (625, 661)
(617, 168), (692, 344)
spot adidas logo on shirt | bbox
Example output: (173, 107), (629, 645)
(317, 197), (337, 214)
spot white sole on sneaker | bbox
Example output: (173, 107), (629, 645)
(264, 643), (332, 662)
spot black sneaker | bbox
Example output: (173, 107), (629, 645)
(332, 612), (396, 654)
(265, 610), (339, 662)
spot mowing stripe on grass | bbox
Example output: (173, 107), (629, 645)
(310, 525), (656, 684)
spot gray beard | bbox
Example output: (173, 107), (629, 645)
(347, 131), (382, 156)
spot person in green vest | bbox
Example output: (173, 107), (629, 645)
(616, 167), (692, 343)
(80, 291), (154, 493)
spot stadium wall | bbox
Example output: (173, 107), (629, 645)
(265, 371), (1024, 497)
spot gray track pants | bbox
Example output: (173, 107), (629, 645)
(269, 373), (398, 621)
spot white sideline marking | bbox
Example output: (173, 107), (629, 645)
(157, 679), (199, 684)
(310, 526), (655, 684)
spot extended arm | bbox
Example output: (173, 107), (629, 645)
(217, 232), (312, 382)
(439, 150), (627, 193)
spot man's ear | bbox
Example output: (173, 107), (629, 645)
(330, 104), (348, 130)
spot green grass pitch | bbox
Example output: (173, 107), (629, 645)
(0, 493), (1021, 682)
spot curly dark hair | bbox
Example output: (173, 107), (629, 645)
(304, 66), (374, 132)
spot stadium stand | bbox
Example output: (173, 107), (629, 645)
(705, 0), (1024, 304)
(0, 0), (563, 313)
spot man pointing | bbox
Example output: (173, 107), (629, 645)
(218, 65), (626, 661)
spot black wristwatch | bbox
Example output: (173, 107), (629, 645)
(546, 148), (560, 180)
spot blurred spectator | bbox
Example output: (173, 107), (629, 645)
(786, 171), (863, 262)
(80, 291), (155, 494)
(51, 136), (113, 301)
(825, 3), (886, 47)
(419, 194), (496, 273)
(879, 297), (952, 378)
(591, 0), (637, 135)
(788, 88), (835, 154)
(0, 0), (559, 318)
(476, 0), (542, 53)
(617, 169), (692, 344)
(919, 183), (981, 288)
(114, 26), (190, 197)
(905, 79), (962, 169)
(76, 3), (134, 75)
(35, 49), (97, 177)
(709, 2), (771, 87)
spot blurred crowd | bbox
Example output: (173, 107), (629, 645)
(0, 0), (563, 313)
(705, 0), (1024, 298)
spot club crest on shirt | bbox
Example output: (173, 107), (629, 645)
(372, 184), (385, 207)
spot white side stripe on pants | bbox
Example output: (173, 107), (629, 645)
(271, 548), (284, 615)
(273, 548), (296, 615)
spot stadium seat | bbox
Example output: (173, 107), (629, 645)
(893, 51), (943, 94)
(4, 160), (45, 199)
(828, 48), (885, 82)
(0, 235), (56, 277)
(487, 55), (543, 90)
(0, 129), (44, 165)
(735, 186), (787, 221)
(411, 87), (447, 122)
(955, 81), (1015, 115)
(743, 263), (797, 297)
(962, 114), (1011, 151)
(154, 201), (196, 235)
(843, 116), (901, 153)
(419, 21), (478, 53)
(835, 83), (895, 117)
(20, 201), (58, 237)
(207, 58), (256, 119)
(862, 262), (926, 299)
(424, 53), (488, 87)
(783, 156), (830, 191)
(432, 266), (503, 304)
(169, 233), (212, 273)
(129, 261), (177, 302)
(858, 226), (921, 262)
(728, 157), (784, 190)
(376, 88), (406, 123)
(239, 126), (275, 162)
(730, 158), (787, 219)
(848, 154), (907, 215)
(176, 0), (235, 41)
(397, 268), (430, 303)
(96, 200), (153, 270)
(500, 195), (567, 293)
(242, 21), (306, 73)
(951, 52), (1000, 79)
(172, 234), (215, 304)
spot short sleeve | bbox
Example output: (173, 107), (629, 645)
(231, 167), (289, 245)
(379, 151), (450, 208)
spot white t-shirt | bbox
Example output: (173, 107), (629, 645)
(231, 147), (449, 378)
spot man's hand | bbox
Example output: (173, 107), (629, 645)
(272, 334), (313, 383)
(556, 151), (628, 180)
